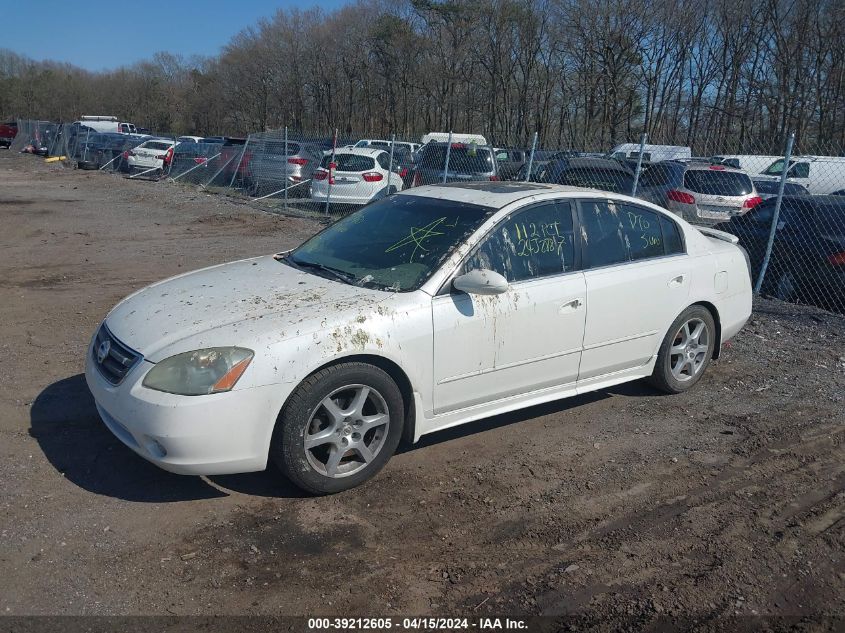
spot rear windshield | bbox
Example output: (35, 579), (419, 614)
(418, 145), (493, 172)
(143, 141), (172, 151)
(683, 170), (754, 196)
(555, 168), (633, 193)
(320, 153), (375, 171)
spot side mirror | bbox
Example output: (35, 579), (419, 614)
(452, 269), (509, 295)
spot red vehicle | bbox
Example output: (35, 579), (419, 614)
(0, 121), (17, 148)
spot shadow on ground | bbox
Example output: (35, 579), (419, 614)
(30, 373), (662, 501)
(28, 374), (304, 502)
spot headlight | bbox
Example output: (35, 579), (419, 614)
(142, 347), (254, 396)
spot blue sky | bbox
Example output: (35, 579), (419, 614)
(3, 0), (349, 71)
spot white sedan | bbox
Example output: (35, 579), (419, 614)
(126, 138), (178, 173)
(86, 183), (752, 494)
(310, 147), (403, 206)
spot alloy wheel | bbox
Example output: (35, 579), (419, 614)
(669, 318), (710, 382)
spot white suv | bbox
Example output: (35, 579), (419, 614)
(311, 148), (404, 206)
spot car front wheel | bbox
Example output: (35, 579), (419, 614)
(649, 305), (716, 394)
(271, 362), (405, 494)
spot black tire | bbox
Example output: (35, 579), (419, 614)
(77, 160), (98, 170)
(271, 362), (405, 495)
(648, 305), (716, 394)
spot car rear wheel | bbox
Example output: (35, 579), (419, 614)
(271, 362), (404, 494)
(648, 306), (716, 394)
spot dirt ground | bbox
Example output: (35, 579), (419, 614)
(0, 150), (843, 629)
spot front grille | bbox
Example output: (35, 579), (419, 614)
(92, 324), (141, 385)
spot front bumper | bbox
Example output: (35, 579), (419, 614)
(85, 340), (284, 476)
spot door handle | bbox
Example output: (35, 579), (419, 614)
(668, 275), (686, 287)
(559, 298), (583, 313)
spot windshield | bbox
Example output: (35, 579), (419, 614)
(287, 195), (495, 291)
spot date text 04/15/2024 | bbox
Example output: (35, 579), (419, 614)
(307, 617), (528, 630)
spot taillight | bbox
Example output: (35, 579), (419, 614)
(828, 252), (845, 266)
(742, 196), (763, 210)
(399, 168), (408, 178)
(287, 157), (308, 166)
(122, 151), (129, 159)
(362, 172), (383, 182)
(489, 175), (499, 181)
(193, 157), (207, 165)
(313, 169), (328, 181)
(709, 165), (725, 170)
(668, 190), (695, 205)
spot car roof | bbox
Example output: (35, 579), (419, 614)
(399, 182), (622, 208)
(557, 157), (633, 172)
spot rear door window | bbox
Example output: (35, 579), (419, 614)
(578, 199), (628, 268)
(683, 170), (754, 196)
(376, 153), (390, 170)
(620, 204), (665, 260)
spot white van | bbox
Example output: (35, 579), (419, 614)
(756, 156), (845, 195)
(420, 132), (488, 146)
(610, 143), (691, 162)
(710, 155), (781, 174)
(74, 116), (136, 134)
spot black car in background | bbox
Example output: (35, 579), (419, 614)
(412, 142), (499, 185)
(542, 157), (635, 195)
(77, 133), (147, 171)
(751, 178), (810, 199)
(715, 196), (845, 310)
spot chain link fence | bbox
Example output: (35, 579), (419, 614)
(9, 119), (845, 312)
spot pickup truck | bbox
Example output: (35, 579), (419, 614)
(0, 121), (17, 148)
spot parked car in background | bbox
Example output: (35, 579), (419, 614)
(420, 132), (488, 146)
(353, 139), (421, 155)
(200, 136), (226, 144)
(710, 155), (781, 174)
(638, 162), (761, 223)
(168, 141), (225, 180)
(391, 146), (416, 188)
(176, 136), (204, 144)
(0, 121), (17, 148)
(542, 157), (635, 194)
(85, 181), (751, 494)
(311, 148), (403, 206)
(755, 156), (845, 195)
(751, 178), (810, 199)
(126, 138), (178, 174)
(609, 143), (691, 162)
(77, 133), (147, 171)
(245, 140), (323, 197)
(412, 141), (498, 185)
(832, 190), (845, 196)
(73, 116), (136, 134)
(509, 151), (573, 182)
(715, 196), (845, 309)
(493, 148), (526, 181)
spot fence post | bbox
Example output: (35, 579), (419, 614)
(388, 133), (396, 194)
(324, 127), (338, 216)
(442, 130), (453, 184)
(228, 134), (251, 190)
(631, 132), (648, 197)
(83, 127), (90, 162)
(524, 131), (538, 182)
(755, 132), (795, 294)
(283, 126), (288, 209)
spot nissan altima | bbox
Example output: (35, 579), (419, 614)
(86, 182), (752, 494)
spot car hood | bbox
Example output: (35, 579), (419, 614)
(105, 255), (385, 361)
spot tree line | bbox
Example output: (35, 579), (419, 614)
(1, 0), (843, 154)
